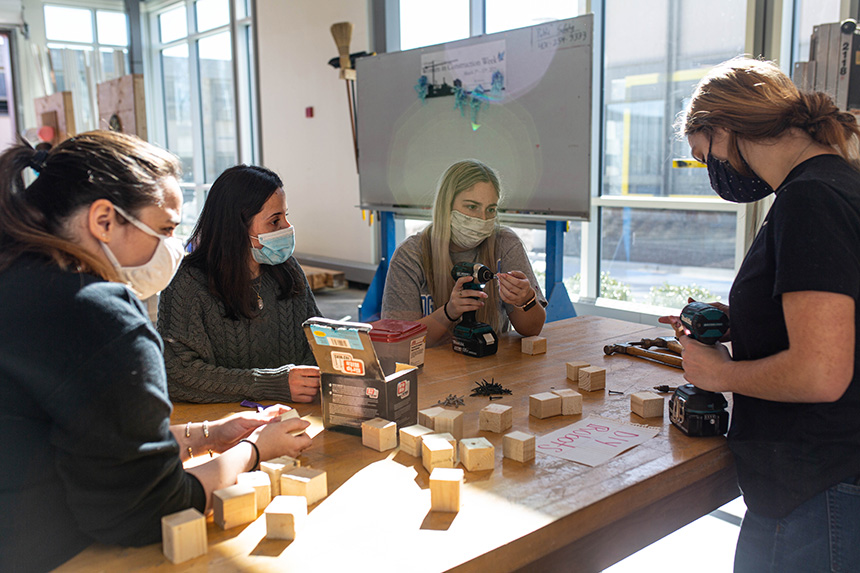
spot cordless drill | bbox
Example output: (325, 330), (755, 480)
(669, 302), (730, 436)
(450, 262), (498, 357)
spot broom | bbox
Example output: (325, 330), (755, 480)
(330, 22), (358, 170)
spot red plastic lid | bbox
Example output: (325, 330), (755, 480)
(368, 319), (427, 342)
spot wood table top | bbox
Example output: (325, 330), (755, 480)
(57, 315), (738, 572)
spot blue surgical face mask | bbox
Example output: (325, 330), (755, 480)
(706, 139), (774, 203)
(250, 226), (295, 265)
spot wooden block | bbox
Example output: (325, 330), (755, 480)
(265, 495), (307, 541)
(236, 471), (272, 515)
(566, 361), (590, 381)
(479, 403), (513, 433)
(280, 408), (300, 422)
(162, 507), (207, 564)
(503, 431), (536, 462)
(213, 484), (256, 530)
(361, 417), (397, 451)
(418, 406), (446, 430)
(631, 391), (664, 418)
(280, 467), (328, 506)
(434, 409), (464, 440)
(399, 424), (434, 457)
(430, 467), (464, 512)
(521, 335), (547, 355)
(529, 392), (561, 419)
(579, 366), (606, 392)
(422, 434), (455, 472)
(552, 388), (583, 416)
(459, 437), (495, 472)
(260, 455), (300, 497)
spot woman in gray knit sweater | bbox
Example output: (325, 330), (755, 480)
(158, 165), (321, 404)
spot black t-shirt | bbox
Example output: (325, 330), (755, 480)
(0, 255), (205, 571)
(728, 154), (860, 518)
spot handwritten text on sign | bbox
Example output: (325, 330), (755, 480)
(536, 416), (658, 466)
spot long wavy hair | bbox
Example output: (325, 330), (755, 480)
(184, 164), (304, 320)
(678, 57), (860, 173)
(0, 131), (181, 279)
(421, 159), (503, 331)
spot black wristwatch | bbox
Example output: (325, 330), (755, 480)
(518, 292), (537, 312)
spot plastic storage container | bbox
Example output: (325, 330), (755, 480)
(368, 319), (427, 375)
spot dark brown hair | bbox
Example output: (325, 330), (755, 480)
(0, 131), (181, 278)
(184, 164), (304, 320)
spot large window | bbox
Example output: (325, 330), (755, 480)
(43, 4), (129, 132)
(147, 0), (257, 237)
(391, 0), (848, 319)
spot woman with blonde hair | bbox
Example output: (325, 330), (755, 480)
(663, 57), (860, 571)
(0, 132), (311, 571)
(382, 159), (546, 346)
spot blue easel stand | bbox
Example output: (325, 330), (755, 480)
(544, 220), (577, 322)
(359, 211), (395, 322)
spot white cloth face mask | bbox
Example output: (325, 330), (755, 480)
(450, 210), (496, 249)
(100, 204), (185, 300)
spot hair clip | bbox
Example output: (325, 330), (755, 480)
(28, 150), (48, 172)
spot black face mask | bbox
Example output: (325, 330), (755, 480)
(706, 139), (774, 203)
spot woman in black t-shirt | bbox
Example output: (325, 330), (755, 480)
(664, 57), (860, 572)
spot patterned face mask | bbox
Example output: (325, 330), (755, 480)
(706, 139), (774, 203)
(450, 210), (495, 249)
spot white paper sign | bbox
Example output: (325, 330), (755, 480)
(536, 416), (659, 467)
(419, 40), (506, 93)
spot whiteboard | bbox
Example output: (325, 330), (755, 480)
(355, 14), (593, 219)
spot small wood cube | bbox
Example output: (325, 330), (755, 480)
(434, 409), (464, 440)
(521, 335), (547, 355)
(552, 388), (583, 416)
(566, 361), (590, 381)
(265, 495), (307, 540)
(459, 437), (495, 472)
(430, 467), (464, 512)
(162, 507), (207, 564)
(631, 391), (664, 418)
(479, 403), (513, 433)
(280, 408), (300, 422)
(280, 467), (328, 506)
(418, 406), (446, 430)
(422, 434), (455, 472)
(260, 455), (300, 497)
(236, 471), (272, 515)
(503, 431), (536, 462)
(529, 392), (561, 419)
(213, 484), (256, 530)
(399, 424), (434, 457)
(579, 366), (606, 392)
(361, 417), (398, 451)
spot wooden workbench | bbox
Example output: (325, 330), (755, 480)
(56, 316), (738, 572)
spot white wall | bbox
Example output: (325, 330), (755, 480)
(256, 0), (375, 266)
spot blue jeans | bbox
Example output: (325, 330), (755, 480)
(734, 479), (860, 572)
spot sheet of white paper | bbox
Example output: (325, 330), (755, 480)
(536, 416), (659, 467)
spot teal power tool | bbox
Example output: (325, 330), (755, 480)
(450, 262), (498, 357)
(670, 302), (731, 436)
(680, 301), (729, 344)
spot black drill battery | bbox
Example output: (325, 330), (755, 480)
(669, 384), (729, 436)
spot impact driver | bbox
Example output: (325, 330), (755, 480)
(450, 262), (498, 357)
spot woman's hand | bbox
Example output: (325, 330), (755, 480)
(289, 366), (320, 403)
(207, 408), (284, 454)
(678, 334), (733, 390)
(497, 271), (534, 307)
(657, 297), (731, 341)
(445, 275), (487, 320)
(252, 416), (313, 461)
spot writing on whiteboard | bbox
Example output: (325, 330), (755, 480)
(533, 20), (589, 51)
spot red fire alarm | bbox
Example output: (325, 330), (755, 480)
(305, 106), (314, 118)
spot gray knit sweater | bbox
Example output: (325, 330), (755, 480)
(157, 261), (321, 403)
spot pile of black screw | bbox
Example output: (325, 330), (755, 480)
(470, 378), (512, 399)
(436, 394), (465, 408)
